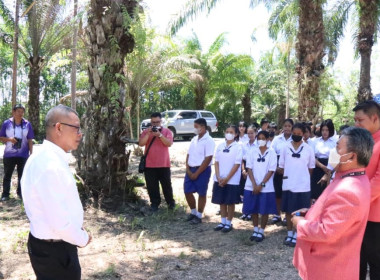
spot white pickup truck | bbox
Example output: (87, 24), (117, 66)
(141, 110), (218, 140)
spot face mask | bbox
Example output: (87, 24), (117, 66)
(328, 148), (352, 169)
(257, 140), (267, 147)
(225, 133), (235, 141)
(194, 128), (201, 135)
(292, 135), (303, 142)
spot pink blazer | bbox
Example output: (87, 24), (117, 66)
(293, 168), (370, 280)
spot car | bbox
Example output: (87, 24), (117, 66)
(141, 110), (218, 140)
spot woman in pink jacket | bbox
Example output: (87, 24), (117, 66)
(292, 127), (373, 280)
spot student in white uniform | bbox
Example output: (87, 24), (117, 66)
(303, 124), (315, 147)
(239, 125), (257, 221)
(243, 131), (277, 242)
(310, 120), (336, 201)
(270, 118), (294, 224)
(238, 121), (249, 144)
(184, 118), (215, 224)
(212, 125), (243, 233)
(278, 123), (315, 247)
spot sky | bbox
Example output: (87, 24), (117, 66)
(144, 0), (380, 94)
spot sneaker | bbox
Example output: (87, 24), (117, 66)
(221, 224), (233, 233)
(271, 215), (282, 224)
(191, 216), (202, 224)
(1, 196), (10, 202)
(214, 223), (225, 231)
(255, 232), (265, 242)
(239, 214), (247, 220)
(283, 236), (292, 246)
(289, 237), (297, 247)
(249, 231), (258, 241)
(185, 214), (197, 222)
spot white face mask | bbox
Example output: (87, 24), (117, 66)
(328, 148), (352, 169)
(257, 140), (267, 147)
(225, 133), (235, 141)
(194, 128), (201, 135)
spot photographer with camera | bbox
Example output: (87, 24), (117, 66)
(0, 104), (34, 201)
(139, 112), (175, 211)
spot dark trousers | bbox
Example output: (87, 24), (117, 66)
(28, 233), (81, 280)
(144, 167), (175, 207)
(2, 156), (27, 198)
(360, 221), (380, 280)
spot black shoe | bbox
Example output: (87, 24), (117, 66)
(168, 203), (176, 210)
(282, 217), (287, 226)
(255, 232), (265, 242)
(191, 216), (202, 224)
(150, 205), (159, 212)
(214, 223), (225, 231)
(245, 215), (252, 221)
(239, 214), (247, 220)
(283, 236), (292, 246)
(221, 224), (233, 233)
(186, 214), (197, 222)
(271, 215), (282, 224)
(249, 231), (258, 241)
(1, 196), (10, 202)
(289, 237), (297, 247)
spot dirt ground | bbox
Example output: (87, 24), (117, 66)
(0, 140), (301, 280)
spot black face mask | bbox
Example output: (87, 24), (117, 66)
(292, 135), (303, 142)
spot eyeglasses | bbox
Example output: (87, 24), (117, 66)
(55, 122), (82, 134)
(151, 120), (161, 125)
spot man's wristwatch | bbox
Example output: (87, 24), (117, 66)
(261, 182), (266, 188)
(159, 133), (163, 138)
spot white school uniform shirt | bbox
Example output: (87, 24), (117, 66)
(187, 131), (215, 167)
(271, 133), (292, 155)
(213, 141), (243, 185)
(21, 140), (89, 247)
(313, 136), (337, 159)
(279, 141), (316, 193)
(239, 134), (249, 145)
(242, 140), (257, 161)
(245, 147), (277, 193)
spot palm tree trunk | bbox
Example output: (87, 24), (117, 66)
(11, 0), (20, 107)
(28, 58), (42, 137)
(194, 87), (206, 110)
(70, 0), (78, 110)
(241, 89), (251, 123)
(78, 0), (138, 203)
(357, 0), (378, 102)
(296, 0), (325, 122)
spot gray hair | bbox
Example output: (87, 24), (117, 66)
(341, 126), (374, 167)
(45, 104), (78, 128)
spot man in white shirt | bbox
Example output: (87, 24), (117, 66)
(22, 105), (91, 280)
(184, 118), (215, 224)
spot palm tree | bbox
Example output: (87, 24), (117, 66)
(77, 0), (138, 201)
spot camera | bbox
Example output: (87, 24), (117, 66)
(152, 126), (162, 132)
(13, 137), (22, 149)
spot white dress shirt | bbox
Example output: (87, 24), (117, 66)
(313, 136), (337, 159)
(242, 140), (257, 160)
(187, 132), (215, 167)
(238, 134), (249, 145)
(213, 141), (243, 185)
(21, 140), (89, 247)
(271, 133), (292, 155)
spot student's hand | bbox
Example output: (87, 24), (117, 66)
(291, 216), (305, 228)
(253, 185), (262, 195)
(291, 208), (309, 216)
(190, 172), (199, 181)
(220, 178), (228, 187)
(276, 167), (284, 175)
(322, 166), (331, 175)
(242, 170), (248, 179)
(8, 137), (17, 144)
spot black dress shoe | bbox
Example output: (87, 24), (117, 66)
(214, 223), (225, 231)
(186, 214), (197, 222)
(221, 224), (233, 233)
(168, 203), (176, 210)
(190, 216), (202, 224)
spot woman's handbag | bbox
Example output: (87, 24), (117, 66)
(138, 137), (156, 173)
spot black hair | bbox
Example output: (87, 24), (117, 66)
(151, 112), (162, 119)
(194, 118), (207, 128)
(339, 124), (350, 132)
(341, 126), (374, 167)
(257, 130), (269, 139)
(292, 122), (306, 133)
(238, 121), (248, 133)
(304, 125), (312, 133)
(353, 100), (380, 118)
(252, 122), (260, 129)
(283, 118), (294, 127)
(320, 119), (335, 138)
(226, 124), (239, 141)
(260, 118), (269, 126)
(247, 125), (257, 132)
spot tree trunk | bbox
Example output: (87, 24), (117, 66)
(357, 0), (377, 102)
(28, 57), (42, 138)
(11, 0), (20, 107)
(241, 89), (251, 123)
(296, 0), (325, 121)
(71, 0), (78, 110)
(194, 86), (206, 109)
(78, 0), (138, 203)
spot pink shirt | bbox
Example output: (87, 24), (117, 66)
(293, 168), (370, 280)
(365, 129), (380, 222)
(140, 128), (173, 168)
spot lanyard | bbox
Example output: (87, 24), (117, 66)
(341, 171), (366, 179)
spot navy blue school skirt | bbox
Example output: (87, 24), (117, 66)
(211, 181), (241, 205)
(242, 190), (277, 215)
(184, 166), (212, 196)
(281, 190), (311, 213)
